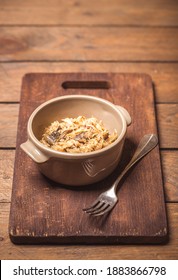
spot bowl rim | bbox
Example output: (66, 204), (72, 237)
(27, 95), (127, 159)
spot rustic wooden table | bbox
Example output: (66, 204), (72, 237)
(0, 0), (178, 260)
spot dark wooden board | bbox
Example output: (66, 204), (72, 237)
(9, 73), (168, 244)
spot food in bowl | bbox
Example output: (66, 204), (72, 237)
(21, 95), (131, 185)
(40, 116), (118, 153)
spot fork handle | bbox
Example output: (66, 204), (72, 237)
(112, 134), (158, 191)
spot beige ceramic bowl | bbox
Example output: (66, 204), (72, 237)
(21, 95), (131, 186)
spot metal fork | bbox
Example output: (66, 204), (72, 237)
(83, 134), (158, 216)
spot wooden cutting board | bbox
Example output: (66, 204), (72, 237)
(9, 73), (168, 244)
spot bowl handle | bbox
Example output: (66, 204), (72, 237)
(115, 105), (132, 126)
(20, 140), (49, 163)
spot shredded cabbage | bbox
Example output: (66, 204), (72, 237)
(40, 116), (118, 153)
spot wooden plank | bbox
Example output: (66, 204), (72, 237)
(0, 27), (178, 61)
(1, 203), (178, 259)
(0, 104), (177, 149)
(0, 150), (15, 203)
(157, 104), (178, 149)
(9, 73), (167, 244)
(161, 151), (178, 202)
(1, 62), (178, 103)
(0, 104), (19, 148)
(0, 150), (177, 203)
(0, 0), (178, 26)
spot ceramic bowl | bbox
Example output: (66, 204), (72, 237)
(21, 95), (131, 185)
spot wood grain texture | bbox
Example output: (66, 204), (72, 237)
(1, 203), (178, 259)
(1, 62), (178, 103)
(157, 104), (178, 149)
(0, 150), (177, 203)
(0, 150), (15, 203)
(0, 27), (178, 61)
(0, 104), (19, 148)
(0, 104), (177, 148)
(0, 0), (178, 26)
(161, 151), (178, 202)
(9, 73), (167, 244)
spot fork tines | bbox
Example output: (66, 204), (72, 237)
(83, 201), (112, 216)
